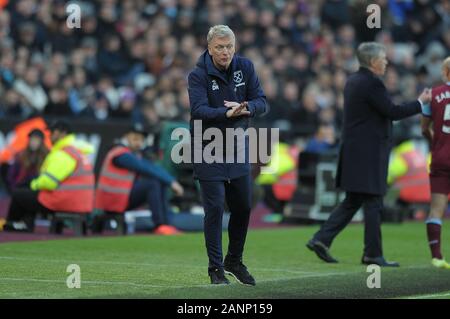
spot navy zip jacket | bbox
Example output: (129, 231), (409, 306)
(188, 50), (267, 181)
(112, 146), (175, 186)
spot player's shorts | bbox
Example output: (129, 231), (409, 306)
(430, 169), (450, 194)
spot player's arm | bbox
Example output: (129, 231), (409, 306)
(421, 116), (433, 144)
(420, 98), (433, 144)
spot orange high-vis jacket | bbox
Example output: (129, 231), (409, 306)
(38, 145), (95, 213)
(392, 149), (430, 204)
(95, 146), (136, 213)
(0, 0), (9, 9)
(0, 117), (52, 164)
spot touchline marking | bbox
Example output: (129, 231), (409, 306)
(0, 277), (212, 289)
(406, 292), (450, 299)
(0, 266), (432, 291)
(0, 255), (431, 271)
(0, 271), (362, 290)
(0, 265), (440, 297)
(0, 256), (315, 275)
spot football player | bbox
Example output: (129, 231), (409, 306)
(421, 56), (450, 269)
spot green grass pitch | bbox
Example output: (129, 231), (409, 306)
(1, 221), (450, 299)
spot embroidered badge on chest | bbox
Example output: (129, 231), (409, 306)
(211, 80), (219, 91)
(233, 70), (245, 88)
(233, 70), (243, 84)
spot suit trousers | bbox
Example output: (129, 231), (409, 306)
(312, 192), (384, 258)
(199, 174), (252, 271)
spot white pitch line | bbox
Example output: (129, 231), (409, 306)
(0, 270), (361, 291)
(0, 254), (433, 291)
(405, 292), (450, 299)
(0, 255), (432, 271)
(1, 266), (422, 290)
(0, 265), (442, 296)
(0, 255), (315, 275)
(0, 277), (213, 289)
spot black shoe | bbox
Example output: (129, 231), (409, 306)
(208, 268), (230, 285)
(306, 239), (339, 263)
(224, 259), (256, 286)
(361, 256), (399, 267)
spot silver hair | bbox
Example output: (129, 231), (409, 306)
(207, 25), (235, 44)
(356, 42), (386, 68)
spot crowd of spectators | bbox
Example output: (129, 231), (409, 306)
(0, 0), (449, 140)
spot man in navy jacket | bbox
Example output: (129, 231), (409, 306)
(96, 125), (184, 235)
(188, 25), (267, 285)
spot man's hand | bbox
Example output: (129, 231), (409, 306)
(418, 88), (432, 105)
(225, 100), (250, 118)
(171, 181), (184, 197)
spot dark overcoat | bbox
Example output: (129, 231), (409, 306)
(336, 67), (422, 195)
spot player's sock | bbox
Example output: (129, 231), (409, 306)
(426, 218), (443, 260)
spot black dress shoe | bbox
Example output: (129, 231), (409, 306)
(208, 268), (230, 285)
(306, 239), (338, 263)
(361, 256), (399, 267)
(224, 259), (256, 286)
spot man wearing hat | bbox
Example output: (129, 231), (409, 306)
(94, 124), (184, 235)
(3, 120), (95, 232)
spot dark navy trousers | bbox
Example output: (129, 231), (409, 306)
(199, 174), (252, 271)
(312, 192), (384, 258)
(127, 177), (169, 227)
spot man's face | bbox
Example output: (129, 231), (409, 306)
(28, 135), (43, 151)
(208, 36), (235, 70)
(126, 132), (145, 152)
(371, 51), (388, 76)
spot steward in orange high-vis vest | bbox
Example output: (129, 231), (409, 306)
(3, 120), (94, 232)
(94, 124), (184, 235)
(388, 140), (430, 204)
(94, 145), (135, 213)
(37, 144), (94, 213)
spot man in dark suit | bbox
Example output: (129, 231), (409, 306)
(306, 42), (432, 267)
